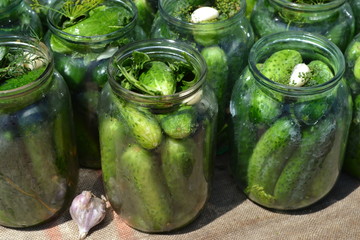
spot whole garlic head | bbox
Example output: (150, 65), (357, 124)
(69, 191), (106, 240)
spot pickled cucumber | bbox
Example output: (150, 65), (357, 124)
(119, 144), (172, 231)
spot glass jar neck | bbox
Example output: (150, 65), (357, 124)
(159, 0), (246, 31)
(47, 0), (137, 46)
(108, 39), (207, 109)
(248, 31), (345, 97)
(0, 36), (53, 112)
(270, 0), (345, 12)
(269, 0), (345, 23)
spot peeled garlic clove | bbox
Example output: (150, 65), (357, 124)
(191, 7), (219, 23)
(289, 63), (311, 87)
(69, 191), (106, 240)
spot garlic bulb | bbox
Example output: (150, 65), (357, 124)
(191, 7), (219, 23)
(69, 191), (106, 240)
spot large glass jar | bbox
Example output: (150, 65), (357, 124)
(99, 39), (218, 232)
(251, 0), (354, 51)
(46, 0), (144, 168)
(230, 31), (352, 210)
(0, 0), (43, 37)
(0, 36), (78, 227)
(152, 0), (254, 154)
(343, 33), (360, 178)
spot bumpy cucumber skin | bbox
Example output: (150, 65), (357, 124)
(261, 49), (302, 84)
(306, 60), (334, 87)
(120, 102), (162, 150)
(119, 144), (172, 231)
(159, 106), (196, 139)
(274, 117), (336, 209)
(249, 86), (283, 125)
(246, 117), (301, 205)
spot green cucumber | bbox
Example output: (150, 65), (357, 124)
(114, 97), (162, 150)
(99, 116), (126, 184)
(248, 86), (283, 125)
(273, 117), (336, 208)
(343, 94), (360, 178)
(161, 137), (196, 219)
(294, 60), (335, 125)
(158, 105), (197, 139)
(119, 144), (172, 231)
(201, 46), (229, 127)
(354, 57), (360, 82)
(260, 49), (303, 85)
(246, 117), (301, 205)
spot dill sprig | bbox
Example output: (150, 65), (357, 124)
(31, 0), (104, 27)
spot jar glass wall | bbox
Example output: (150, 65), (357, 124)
(46, 0), (143, 168)
(0, 0), (43, 37)
(343, 33), (360, 178)
(152, 0), (254, 154)
(251, 0), (354, 51)
(230, 31), (352, 210)
(99, 39), (218, 232)
(0, 36), (78, 227)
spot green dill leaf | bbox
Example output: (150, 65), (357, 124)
(0, 66), (46, 91)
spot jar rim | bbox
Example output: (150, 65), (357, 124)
(248, 31), (345, 96)
(47, 0), (138, 44)
(269, 0), (345, 12)
(108, 38), (207, 106)
(0, 35), (53, 98)
(158, 0), (246, 30)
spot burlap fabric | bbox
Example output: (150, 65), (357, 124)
(0, 157), (359, 240)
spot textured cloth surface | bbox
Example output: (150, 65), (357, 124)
(0, 159), (360, 240)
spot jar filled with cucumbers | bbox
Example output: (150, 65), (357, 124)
(230, 31), (352, 210)
(250, 0), (355, 51)
(45, 0), (146, 168)
(0, 0), (43, 37)
(343, 33), (360, 179)
(99, 39), (218, 232)
(0, 36), (78, 227)
(151, 0), (254, 154)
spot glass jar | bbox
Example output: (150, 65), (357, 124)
(99, 39), (218, 232)
(0, 36), (78, 227)
(152, 0), (254, 154)
(230, 31), (352, 210)
(46, 0), (144, 168)
(251, 0), (355, 51)
(0, 0), (43, 37)
(27, 0), (57, 30)
(349, 0), (360, 34)
(343, 33), (360, 178)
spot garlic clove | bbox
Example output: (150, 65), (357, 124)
(22, 51), (45, 70)
(69, 191), (106, 240)
(191, 7), (219, 23)
(289, 63), (311, 87)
